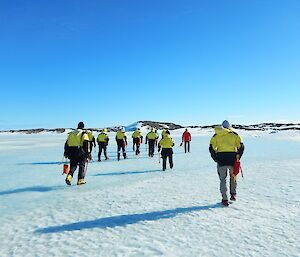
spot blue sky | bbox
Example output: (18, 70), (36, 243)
(0, 0), (299, 130)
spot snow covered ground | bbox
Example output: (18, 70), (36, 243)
(0, 129), (299, 257)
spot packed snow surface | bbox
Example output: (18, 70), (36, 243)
(0, 129), (299, 257)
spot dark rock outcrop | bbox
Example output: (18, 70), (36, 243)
(1, 122), (299, 134)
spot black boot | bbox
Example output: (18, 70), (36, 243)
(230, 194), (236, 201)
(222, 199), (229, 206)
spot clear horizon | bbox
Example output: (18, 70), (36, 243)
(1, 120), (300, 131)
(1, 0), (299, 130)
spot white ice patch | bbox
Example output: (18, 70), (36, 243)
(0, 131), (299, 256)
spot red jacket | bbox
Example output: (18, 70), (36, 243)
(182, 131), (191, 142)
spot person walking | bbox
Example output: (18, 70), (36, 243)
(86, 130), (96, 160)
(209, 120), (244, 206)
(145, 128), (158, 157)
(158, 130), (175, 171)
(97, 128), (109, 161)
(115, 128), (127, 160)
(132, 128), (143, 155)
(180, 128), (192, 153)
(64, 122), (89, 186)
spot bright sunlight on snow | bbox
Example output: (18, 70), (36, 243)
(0, 129), (299, 257)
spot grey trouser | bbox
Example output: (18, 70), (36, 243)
(217, 165), (237, 200)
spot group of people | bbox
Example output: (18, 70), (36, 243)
(64, 120), (244, 207)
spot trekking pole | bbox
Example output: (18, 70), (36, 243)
(237, 154), (244, 180)
(83, 159), (89, 178)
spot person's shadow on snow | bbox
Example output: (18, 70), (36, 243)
(93, 169), (161, 176)
(0, 186), (64, 196)
(36, 203), (222, 234)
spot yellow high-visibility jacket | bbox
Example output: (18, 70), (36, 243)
(66, 129), (89, 147)
(87, 131), (95, 142)
(209, 126), (244, 166)
(132, 130), (142, 138)
(116, 130), (126, 140)
(210, 126), (243, 153)
(146, 131), (158, 140)
(159, 135), (174, 149)
(97, 133), (109, 143)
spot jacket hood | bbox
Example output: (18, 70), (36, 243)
(165, 134), (171, 139)
(214, 126), (231, 136)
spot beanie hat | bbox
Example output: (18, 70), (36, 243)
(77, 122), (84, 129)
(222, 120), (230, 129)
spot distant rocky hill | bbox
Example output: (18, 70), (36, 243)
(128, 121), (183, 131)
(134, 121), (300, 131)
(1, 121), (300, 134)
(231, 123), (300, 131)
(1, 128), (67, 134)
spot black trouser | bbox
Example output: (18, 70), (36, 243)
(68, 155), (87, 180)
(161, 148), (173, 170)
(135, 142), (141, 155)
(98, 142), (108, 160)
(89, 142), (93, 153)
(148, 139), (155, 157)
(133, 138), (141, 155)
(117, 140), (126, 160)
(133, 138), (137, 151)
(184, 141), (190, 153)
